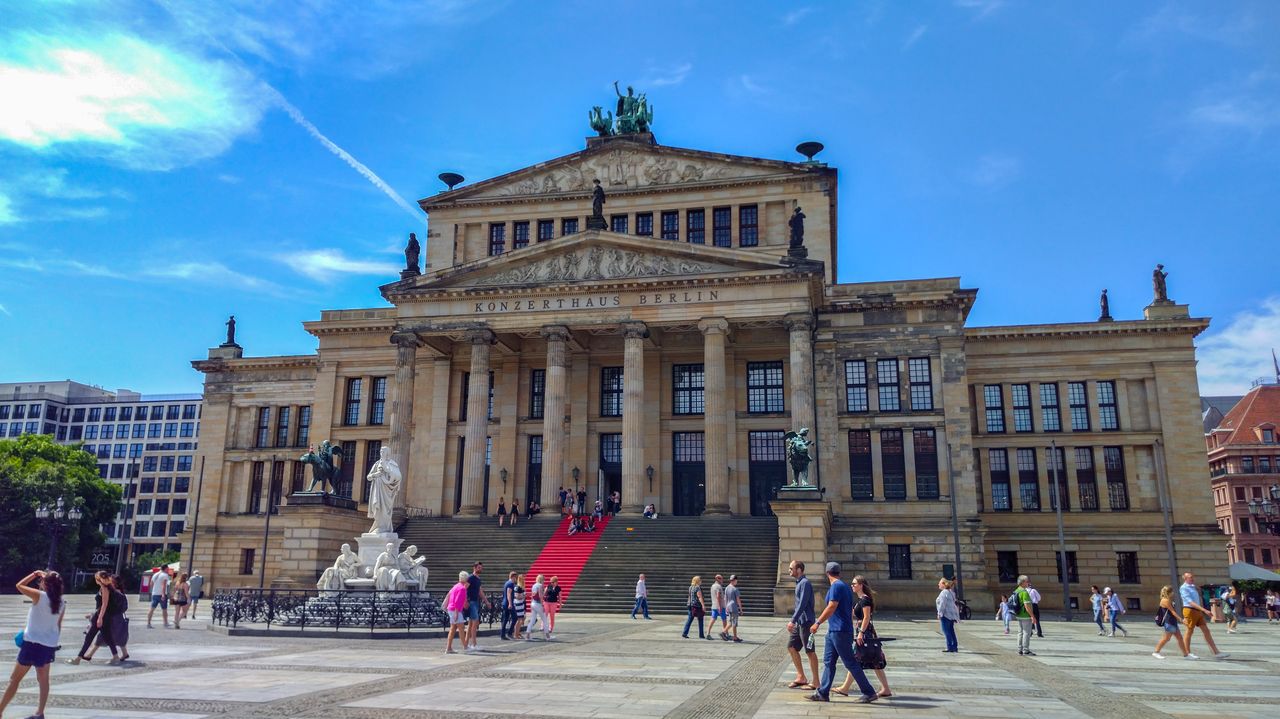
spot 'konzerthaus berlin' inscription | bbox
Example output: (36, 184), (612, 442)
(473, 289), (720, 314)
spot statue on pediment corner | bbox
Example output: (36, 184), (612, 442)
(589, 106), (614, 137)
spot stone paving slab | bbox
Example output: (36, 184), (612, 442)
(344, 676), (701, 717)
(231, 646), (478, 670)
(44, 666), (396, 703)
(1, 707), (207, 719)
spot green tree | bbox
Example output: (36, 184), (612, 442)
(0, 434), (122, 587)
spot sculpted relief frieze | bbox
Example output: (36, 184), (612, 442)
(473, 246), (725, 287)
(485, 149), (767, 197)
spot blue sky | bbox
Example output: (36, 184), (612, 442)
(1, 1), (1277, 395)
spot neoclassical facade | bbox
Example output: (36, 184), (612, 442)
(185, 130), (1225, 611)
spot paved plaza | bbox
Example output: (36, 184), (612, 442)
(3, 595), (1279, 718)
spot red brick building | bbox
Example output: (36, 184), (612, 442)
(1209, 382), (1280, 568)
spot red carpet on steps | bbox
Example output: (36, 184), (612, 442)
(525, 516), (612, 607)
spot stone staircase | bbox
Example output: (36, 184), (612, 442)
(398, 515), (561, 597)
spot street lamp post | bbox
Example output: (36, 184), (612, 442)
(1247, 486), (1280, 535)
(1049, 441), (1072, 621)
(260, 454), (277, 590)
(35, 497), (82, 571)
(114, 459), (139, 576)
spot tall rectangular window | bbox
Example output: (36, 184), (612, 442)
(1104, 446), (1129, 510)
(601, 367), (623, 417)
(362, 440), (382, 503)
(610, 214), (629, 234)
(914, 428), (939, 499)
(240, 548), (255, 575)
(888, 545), (912, 579)
(1046, 446), (1068, 511)
(845, 360), (868, 412)
(295, 406), (311, 448)
(255, 408), (270, 448)
(739, 205), (758, 246)
(1017, 448), (1040, 510)
(537, 219), (555, 242)
(561, 217), (578, 236)
(882, 429), (906, 500)
(338, 440), (356, 498)
(1012, 384), (1033, 432)
(711, 206), (731, 247)
(368, 377), (387, 425)
(636, 212), (653, 236)
(990, 449), (1011, 511)
(686, 208), (705, 244)
(877, 359), (901, 412)
(1040, 384), (1061, 432)
(512, 220), (530, 249)
(1068, 381), (1089, 431)
(672, 364), (705, 415)
(104, 407), (117, 421)
(1054, 551), (1079, 583)
(997, 550), (1019, 582)
(1116, 551), (1139, 584)
(275, 407), (291, 448)
(529, 369), (546, 419)
(249, 461), (264, 514)
(848, 430), (873, 501)
(268, 460), (284, 513)
(527, 435), (543, 497)
(908, 358), (933, 410)
(1097, 381), (1119, 430)
(344, 378), (362, 426)
(984, 385), (1005, 433)
(660, 211), (679, 240)
(167, 405), (180, 420)
(488, 223), (506, 256)
(746, 361), (785, 413)
(291, 461), (305, 493)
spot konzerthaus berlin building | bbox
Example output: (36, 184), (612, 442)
(186, 122), (1225, 612)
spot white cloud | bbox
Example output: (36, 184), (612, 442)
(0, 303), (10, 317)
(642, 62), (692, 88)
(1190, 97), (1279, 134)
(283, 249), (400, 282)
(1198, 297), (1280, 395)
(0, 193), (16, 224)
(969, 153), (1021, 188)
(904, 25), (928, 50)
(782, 7), (814, 26)
(738, 75), (769, 95)
(954, 0), (1004, 19)
(0, 32), (268, 170)
(217, 173), (242, 184)
(142, 261), (276, 292)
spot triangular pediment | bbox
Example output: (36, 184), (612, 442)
(420, 138), (823, 204)
(384, 231), (802, 296)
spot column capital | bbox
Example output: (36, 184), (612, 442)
(464, 327), (496, 345)
(390, 330), (424, 349)
(697, 317), (730, 336)
(620, 321), (649, 340)
(784, 312), (815, 333)
(540, 325), (571, 343)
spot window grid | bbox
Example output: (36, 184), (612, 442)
(877, 359), (901, 412)
(611, 214), (629, 234)
(562, 217), (579, 236)
(512, 220), (530, 249)
(529, 369), (546, 419)
(296, 406), (311, 448)
(848, 430), (873, 501)
(673, 432), (705, 462)
(1046, 446), (1069, 511)
(990, 449), (1011, 511)
(711, 206), (731, 247)
(1068, 382), (1090, 431)
(997, 551), (1019, 582)
(746, 361), (785, 413)
(249, 461), (264, 514)
(660, 211), (679, 240)
(984, 385), (1005, 433)
(1054, 551), (1080, 583)
(888, 545), (912, 579)
(537, 219), (555, 242)
(368, 377), (387, 425)
(908, 358), (933, 410)
(686, 208), (705, 244)
(636, 212), (653, 236)
(600, 433), (623, 464)
(914, 428), (939, 499)
(344, 378), (362, 426)
(1012, 384), (1033, 432)
(255, 408), (270, 448)
(739, 205), (758, 247)
(601, 367), (624, 417)
(749, 430), (787, 462)
(275, 407), (290, 448)
(1116, 551), (1139, 584)
(882, 429), (906, 500)
(672, 364), (705, 415)
(845, 360), (869, 412)
(1104, 446), (1129, 510)
(488, 223), (506, 256)
(1098, 381), (1119, 431)
(1040, 383), (1061, 432)
(1017, 447), (1040, 511)
(362, 440), (382, 503)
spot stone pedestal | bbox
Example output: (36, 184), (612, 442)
(769, 495), (832, 617)
(1143, 302), (1190, 320)
(273, 501), (367, 589)
(356, 531), (402, 573)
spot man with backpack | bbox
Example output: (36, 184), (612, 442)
(1011, 575), (1037, 656)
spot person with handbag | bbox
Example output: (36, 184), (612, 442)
(806, 562), (877, 704)
(834, 575), (891, 699)
(682, 576), (706, 639)
(1153, 585), (1193, 659)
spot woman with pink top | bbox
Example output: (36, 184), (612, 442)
(444, 571), (470, 654)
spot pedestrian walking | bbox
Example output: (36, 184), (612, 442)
(513, 574), (527, 640)
(936, 578), (960, 652)
(558, 487), (568, 516)
(1153, 585), (1193, 659)
(146, 566), (171, 628)
(1105, 588), (1128, 637)
(1267, 589), (1278, 623)
(509, 499), (520, 526)
(68, 571), (122, 665)
(1012, 575), (1036, 656)
(1180, 572), (1228, 659)
(1225, 585), (1240, 633)
(806, 562), (877, 704)
(710, 575), (728, 641)
(836, 575), (891, 698)
(445, 571), (469, 654)
(544, 576), (561, 636)
(785, 560), (819, 691)
(528, 574), (551, 640)
(631, 573), (651, 619)
(1090, 585), (1106, 635)
(497, 497), (507, 527)
(0, 570), (65, 719)
(500, 571), (518, 640)
(682, 576), (706, 639)
(1028, 581), (1044, 637)
(725, 575), (743, 642)
(995, 594), (1011, 634)
(81, 574), (130, 663)
(465, 561), (487, 651)
(187, 571), (204, 619)
(576, 488), (587, 515)
(171, 573), (191, 629)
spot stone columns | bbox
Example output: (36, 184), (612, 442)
(621, 321), (648, 514)
(699, 317), (731, 515)
(457, 327), (494, 517)
(388, 331), (422, 514)
(540, 325), (571, 508)
(785, 312), (816, 432)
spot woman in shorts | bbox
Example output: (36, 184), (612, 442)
(171, 573), (191, 628)
(445, 571), (470, 654)
(1152, 585), (1192, 659)
(0, 569), (66, 719)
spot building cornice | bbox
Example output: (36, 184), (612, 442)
(966, 317), (1210, 341)
(192, 355), (318, 373)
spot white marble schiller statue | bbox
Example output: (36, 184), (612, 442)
(366, 447), (402, 534)
(316, 543), (362, 592)
(397, 545), (428, 588)
(373, 542), (400, 591)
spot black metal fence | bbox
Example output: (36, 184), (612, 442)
(211, 588), (502, 632)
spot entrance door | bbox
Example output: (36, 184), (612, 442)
(525, 435), (543, 508)
(672, 432), (706, 516)
(599, 433), (622, 505)
(748, 430), (788, 517)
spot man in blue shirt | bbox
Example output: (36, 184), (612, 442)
(807, 562), (876, 703)
(786, 560), (819, 690)
(500, 571), (518, 641)
(1180, 572), (1228, 659)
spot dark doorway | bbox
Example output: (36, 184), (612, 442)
(673, 432), (706, 516)
(748, 430), (787, 517)
(526, 435), (543, 509)
(451, 436), (491, 514)
(600, 433), (622, 505)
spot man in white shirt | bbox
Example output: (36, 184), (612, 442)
(631, 573), (650, 619)
(710, 575), (728, 641)
(147, 567), (172, 628)
(1028, 583), (1044, 637)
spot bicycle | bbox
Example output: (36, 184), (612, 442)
(956, 598), (972, 621)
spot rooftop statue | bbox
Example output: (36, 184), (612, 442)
(1152, 263), (1171, 304)
(588, 82), (654, 136)
(589, 106), (614, 137)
